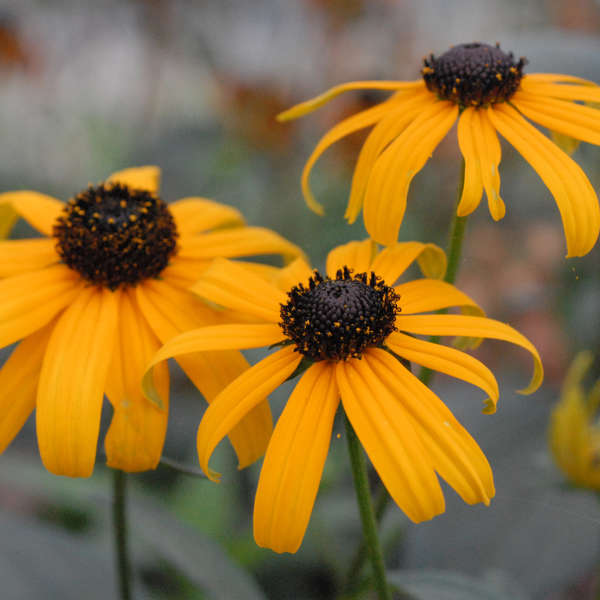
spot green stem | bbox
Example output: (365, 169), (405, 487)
(345, 414), (393, 600)
(113, 469), (132, 600)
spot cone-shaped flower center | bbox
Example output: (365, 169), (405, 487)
(54, 183), (178, 289)
(421, 42), (526, 107)
(280, 267), (399, 362)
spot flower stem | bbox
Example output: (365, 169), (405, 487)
(345, 414), (393, 600)
(113, 469), (132, 600)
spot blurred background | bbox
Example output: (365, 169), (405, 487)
(1, 0), (600, 598)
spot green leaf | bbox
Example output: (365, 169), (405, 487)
(387, 569), (530, 600)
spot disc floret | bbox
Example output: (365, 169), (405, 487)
(280, 267), (399, 362)
(54, 183), (178, 289)
(422, 42), (527, 107)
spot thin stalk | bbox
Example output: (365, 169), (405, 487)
(345, 414), (393, 600)
(113, 469), (132, 600)
(342, 158), (470, 590)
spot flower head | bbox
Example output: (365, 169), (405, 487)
(549, 351), (600, 490)
(144, 238), (543, 553)
(0, 166), (304, 477)
(279, 42), (600, 257)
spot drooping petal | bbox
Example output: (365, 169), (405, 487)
(394, 279), (483, 315)
(363, 101), (459, 245)
(37, 287), (119, 477)
(104, 289), (169, 472)
(301, 99), (399, 215)
(519, 79), (600, 103)
(277, 80), (425, 121)
(0, 265), (82, 348)
(0, 239), (58, 277)
(365, 349), (495, 504)
(337, 354), (445, 522)
(386, 332), (499, 413)
(473, 109), (505, 220)
(0, 320), (55, 453)
(190, 258), (284, 322)
(136, 279), (274, 469)
(512, 91), (600, 146)
(170, 197), (245, 236)
(106, 166), (161, 194)
(325, 239), (375, 277)
(489, 103), (600, 257)
(0, 191), (64, 236)
(142, 323), (285, 407)
(457, 108), (484, 217)
(197, 346), (302, 481)
(395, 313), (543, 394)
(346, 90), (434, 223)
(254, 362), (340, 553)
(177, 227), (305, 264)
(370, 242), (447, 284)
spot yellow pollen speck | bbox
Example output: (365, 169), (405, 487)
(510, 66), (517, 74)
(120, 200), (127, 208)
(305, 319), (310, 325)
(495, 73), (503, 81)
(455, 77), (461, 83)
(108, 217), (115, 224)
(129, 214), (137, 222)
(333, 322), (341, 328)
(422, 66), (434, 74)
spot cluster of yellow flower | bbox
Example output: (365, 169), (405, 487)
(0, 42), (598, 554)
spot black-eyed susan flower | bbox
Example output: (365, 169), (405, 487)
(0, 166), (304, 477)
(279, 42), (600, 257)
(549, 351), (600, 490)
(144, 238), (543, 553)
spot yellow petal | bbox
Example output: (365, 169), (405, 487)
(395, 313), (543, 394)
(370, 242), (447, 284)
(0, 203), (18, 239)
(386, 332), (499, 413)
(512, 91), (600, 146)
(346, 90), (434, 223)
(197, 346), (302, 481)
(489, 103), (600, 257)
(170, 197), (245, 236)
(136, 279), (274, 469)
(365, 348), (494, 504)
(254, 362), (339, 553)
(520, 79), (600, 103)
(0, 239), (58, 277)
(0, 320), (54, 453)
(159, 256), (212, 289)
(474, 109), (505, 221)
(0, 191), (64, 236)
(190, 258), (284, 322)
(363, 101), (458, 245)
(457, 108), (484, 217)
(301, 100), (397, 215)
(325, 239), (375, 277)
(0, 265), (82, 348)
(525, 73), (597, 85)
(37, 287), (119, 477)
(337, 354), (445, 522)
(277, 80), (424, 121)
(273, 257), (314, 293)
(178, 227), (305, 264)
(106, 166), (161, 194)
(394, 279), (483, 315)
(142, 323), (285, 407)
(104, 289), (169, 472)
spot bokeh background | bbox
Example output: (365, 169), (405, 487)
(1, 0), (600, 598)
